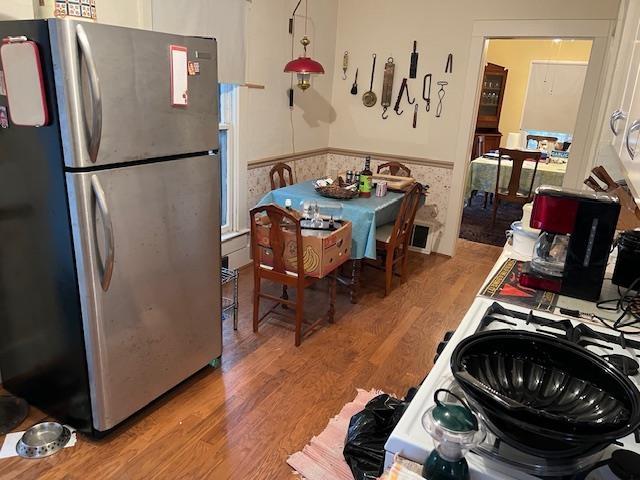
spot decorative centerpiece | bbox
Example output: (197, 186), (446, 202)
(313, 177), (358, 200)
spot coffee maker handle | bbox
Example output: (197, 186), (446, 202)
(626, 119), (640, 159)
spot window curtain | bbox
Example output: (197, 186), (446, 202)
(152, 0), (246, 84)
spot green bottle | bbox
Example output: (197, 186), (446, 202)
(359, 156), (373, 197)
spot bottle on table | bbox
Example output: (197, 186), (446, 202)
(359, 156), (373, 198)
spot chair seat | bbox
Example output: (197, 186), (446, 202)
(375, 223), (394, 244)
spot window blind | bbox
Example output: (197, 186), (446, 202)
(152, 0), (246, 84)
(521, 61), (588, 135)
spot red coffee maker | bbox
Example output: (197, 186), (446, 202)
(519, 187), (620, 302)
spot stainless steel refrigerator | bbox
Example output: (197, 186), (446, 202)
(0, 19), (222, 435)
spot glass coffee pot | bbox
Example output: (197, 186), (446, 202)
(531, 232), (569, 278)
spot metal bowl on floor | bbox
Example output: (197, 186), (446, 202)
(16, 422), (71, 459)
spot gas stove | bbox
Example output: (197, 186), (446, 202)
(385, 298), (640, 479)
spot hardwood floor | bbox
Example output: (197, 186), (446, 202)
(0, 239), (501, 480)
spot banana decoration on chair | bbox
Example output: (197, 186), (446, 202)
(286, 244), (321, 274)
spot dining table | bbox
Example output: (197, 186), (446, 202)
(257, 180), (406, 303)
(465, 155), (567, 201)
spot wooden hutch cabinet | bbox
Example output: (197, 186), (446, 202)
(472, 62), (508, 159)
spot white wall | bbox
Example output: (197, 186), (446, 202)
(328, 0), (620, 255)
(0, 0), (34, 20)
(233, 0), (338, 243)
(241, 0), (337, 163)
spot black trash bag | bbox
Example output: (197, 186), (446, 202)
(343, 394), (409, 480)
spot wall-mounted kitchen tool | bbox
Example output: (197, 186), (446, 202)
(0, 36), (49, 127)
(394, 78), (415, 115)
(445, 53), (453, 73)
(350, 68), (359, 95)
(436, 81), (448, 118)
(381, 57), (396, 119)
(409, 41), (419, 78)
(342, 51), (349, 80)
(413, 104), (418, 128)
(423, 73), (432, 112)
(362, 54), (377, 107)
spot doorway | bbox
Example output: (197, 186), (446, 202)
(458, 37), (593, 246)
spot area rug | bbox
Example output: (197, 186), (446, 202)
(458, 195), (523, 246)
(287, 388), (385, 480)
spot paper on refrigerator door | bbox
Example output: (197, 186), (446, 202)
(170, 45), (188, 107)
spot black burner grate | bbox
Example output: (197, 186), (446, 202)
(478, 302), (640, 357)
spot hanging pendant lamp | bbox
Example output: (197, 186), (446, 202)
(284, 0), (324, 91)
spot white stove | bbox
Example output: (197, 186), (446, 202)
(384, 297), (640, 479)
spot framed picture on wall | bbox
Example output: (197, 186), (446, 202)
(54, 0), (97, 20)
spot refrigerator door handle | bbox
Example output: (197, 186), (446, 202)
(91, 175), (114, 291)
(76, 24), (102, 164)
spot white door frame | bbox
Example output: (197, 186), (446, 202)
(444, 19), (614, 256)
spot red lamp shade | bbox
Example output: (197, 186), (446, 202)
(284, 56), (324, 91)
(284, 56), (325, 75)
(285, 35), (324, 90)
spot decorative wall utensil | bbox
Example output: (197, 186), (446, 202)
(381, 57), (396, 119)
(394, 78), (415, 115)
(413, 104), (418, 128)
(445, 53), (453, 73)
(423, 73), (432, 112)
(350, 68), (358, 95)
(342, 51), (349, 80)
(362, 53), (377, 107)
(409, 41), (419, 78)
(436, 80), (448, 118)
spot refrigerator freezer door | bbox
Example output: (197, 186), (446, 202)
(66, 154), (222, 431)
(50, 19), (218, 169)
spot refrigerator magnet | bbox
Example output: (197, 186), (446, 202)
(0, 39), (49, 127)
(170, 45), (188, 107)
(187, 61), (200, 76)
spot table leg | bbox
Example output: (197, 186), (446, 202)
(350, 259), (362, 304)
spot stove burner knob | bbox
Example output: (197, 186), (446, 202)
(609, 449), (640, 479)
(433, 331), (456, 364)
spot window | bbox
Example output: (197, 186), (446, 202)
(219, 83), (237, 234)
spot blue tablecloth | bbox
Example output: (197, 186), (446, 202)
(257, 180), (405, 259)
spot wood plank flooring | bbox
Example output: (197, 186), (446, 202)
(0, 239), (501, 480)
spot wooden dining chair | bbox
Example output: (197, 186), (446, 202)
(250, 204), (336, 346)
(376, 161), (412, 177)
(491, 148), (542, 227)
(269, 162), (295, 190)
(366, 183), (423, 296)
